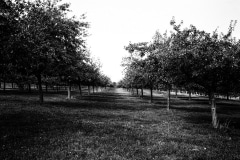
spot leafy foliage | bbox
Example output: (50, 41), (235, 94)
(121, 18), (240, 127)
(0, 0), (110, 103)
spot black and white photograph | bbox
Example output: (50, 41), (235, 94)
(1, 0), (240, 159)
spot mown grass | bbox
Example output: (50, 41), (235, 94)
(0, 88), (240, 159)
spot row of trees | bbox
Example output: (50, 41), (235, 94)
(120, 18), (240, 128)
(0, 0), (111, 103)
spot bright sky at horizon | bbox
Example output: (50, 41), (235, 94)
(64, 0), (240, 82)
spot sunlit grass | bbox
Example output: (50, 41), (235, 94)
(0, 88), (240, 159)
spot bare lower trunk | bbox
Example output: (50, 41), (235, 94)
(88, 85), (90, 95)
(3, 78), (6, 91)
(167, 87), (171, 111)
(211, 93), (218, 128)
(136, 88), (138, 95)
(92, 85), (94, 93)
(150, 87), (153, 103)
(45, 83), (48, 93)
(141, 87), (143, 98)
(37, 74), (43, 104)
(175, 89), (178, 98)
(79, 83), (82, 96)
(67, 83), (71, 99)
(28, 83), (31, 93)
(188, 90), (191, 100)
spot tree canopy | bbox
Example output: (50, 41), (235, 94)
(0, 0), (111, 103)
(121, 18), (240, 128)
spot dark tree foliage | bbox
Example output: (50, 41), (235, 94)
(122, 18), (240, 128)
(0, 0), (111, 103)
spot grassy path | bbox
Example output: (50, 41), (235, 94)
(1, 88), (240, 159)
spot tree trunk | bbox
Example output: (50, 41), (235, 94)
(141, 87), (143, 98)
(136, 88), (138, 95)
(207, 92), (210, 104)
(150, 87), (153, 103)
(78, 82), (82, 96)
(92, 85), (94, 94)
(45, 83), (48, 93)
(67, 82), (71, 99)
(167, 86), (171, 111)
(226, 92), (229, 100)
(211, 92), (218, 128)
(3, 78), (6, 92)
(0, 81), (1, 88)
(88, 85), (90, 95)
(175, 89), (178, 98)
(12, 82), (14, 89)
(28, 83), (31, 93)
(37, 74), (43, 104)
(188, 90), (191, 100)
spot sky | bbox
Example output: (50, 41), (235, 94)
(63, 0), (240, 82)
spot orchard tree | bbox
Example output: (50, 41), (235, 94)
(169, 19), (238, 128)
(76, 56), (89, 96)
(0, 0), (18, 91)
(150, 31), (175, 110)
(124, 42), (158, 101)
(5, 0), (89, 103)
(122, 18), (240, 128)
(124, 31), (175, 107)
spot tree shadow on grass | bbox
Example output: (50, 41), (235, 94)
(46, 98), (165, 112)
(78, 93), (138, 103)
(0, 109), (128, 142)
(178, 104), (240, 131)
(0, 107), (152, 159)
(147, 94), (240, 132)
(1, 88), (240, 159)
(0, 89), (165, 112)
(217, 102), (240, 114)
(44, 89), (166, 111)
(164, 95), (240, 115)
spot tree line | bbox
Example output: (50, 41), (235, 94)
(120, 18), (240, 128)
(0, 0), (111, 103)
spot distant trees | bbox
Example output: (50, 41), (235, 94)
(123, 42), (157, 102)
(121, 18), (240, 128)
(0, 0), (111, 103)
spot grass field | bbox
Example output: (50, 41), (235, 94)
(0, 88), (240, 159)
